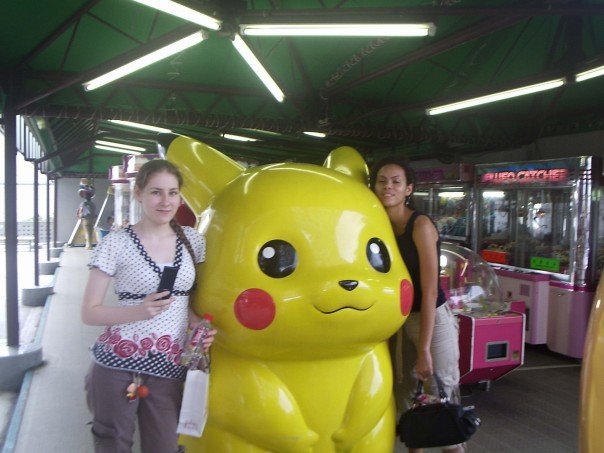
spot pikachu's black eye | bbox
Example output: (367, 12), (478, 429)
(258, 240), (297, 278)
(367, 238), (391, 273)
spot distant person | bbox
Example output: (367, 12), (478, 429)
(77, 181), (97, 250)
(371, 156), (463, 453)
(81, 160), (216, 453)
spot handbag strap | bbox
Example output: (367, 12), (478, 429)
(413, 374), (449, 404)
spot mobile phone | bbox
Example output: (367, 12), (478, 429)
(157, 266), (179, 299)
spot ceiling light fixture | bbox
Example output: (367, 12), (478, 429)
(108, 120), (172, 133)
(575, 65), (604, 83)
(95, 144), (142, 155)
(130, 0), (221, 30)
(303, 131), (326, 138)
(426, 78), (566, 115)
(231, 34), (285, 103)
(83, 31), (205, 91)
(96, 140), (147, 152)
(438, 191), (465, 199)
(239, 23), (435, 37)
(222, 133), (258, 142)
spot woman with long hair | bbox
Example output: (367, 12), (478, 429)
(82, 159), (214, 453)
(371, 156), (463, 453)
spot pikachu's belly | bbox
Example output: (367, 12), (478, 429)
(180, 343), (395, 452)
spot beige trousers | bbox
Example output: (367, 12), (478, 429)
(392, 302), (461, 412)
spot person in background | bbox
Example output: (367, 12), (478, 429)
(77, 180), (97, 250)
(81, 159), (215, 453)
(371, 155), (463, 453)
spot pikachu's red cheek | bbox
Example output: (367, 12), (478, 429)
(400, 279), (413, 316)
(234, 288), (276, 330)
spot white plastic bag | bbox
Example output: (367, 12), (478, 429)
(177, 369), (210, 437)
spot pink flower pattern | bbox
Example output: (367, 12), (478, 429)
(97, 327), (183, 364)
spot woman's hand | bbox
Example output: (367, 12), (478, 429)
(415, 350), (434, 381)
(200, 329), (217, 352)
(188, 310), (217, 351)
(140, 292), (174, 318)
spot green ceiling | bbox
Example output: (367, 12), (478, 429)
(1, 0), (604, 176)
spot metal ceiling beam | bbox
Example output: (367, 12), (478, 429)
(17, 0), (102, 69)
(21, 105), (314, 133)
(325, 16), (524, 95)
(14, 24), (200, 111)
(18, 104), (525, 150)
(240, 5), (604, 21)
(339, 55), (604, 126)
(21, 71), (270, 98)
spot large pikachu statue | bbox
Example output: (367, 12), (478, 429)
(161, 134), (412, 452)
(580, 276), (604, 453)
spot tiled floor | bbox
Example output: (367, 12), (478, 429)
(395, 345), (581, 452)
(1, 248), (582, 453)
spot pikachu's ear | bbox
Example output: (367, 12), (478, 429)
(323, 146), (369, 186)
(161, 134), (245, 217)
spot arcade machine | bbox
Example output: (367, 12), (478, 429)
(413, 163), (474, 247)
(473, 156), (603, 358)
(109, 164), (130, 228)
(93, 185), (115, 242)
(440, 242), (525, 389)
(124, 154), (159, 224)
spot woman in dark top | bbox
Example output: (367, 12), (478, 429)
(371, 156), (463, 453)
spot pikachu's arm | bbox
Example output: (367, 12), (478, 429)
(331, 342), (393, 450)
(210, 353), (318, 453)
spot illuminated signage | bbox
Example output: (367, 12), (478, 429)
(480, 168), (568, 184)
(530, 256), (560, 272)
(481, 249), (509, 265)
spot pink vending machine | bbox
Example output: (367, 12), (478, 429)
(458, 312), (525, 387)
(440, 243), (525, 387)
(414, 163), (474, 248)
(474, 157), (604, 358)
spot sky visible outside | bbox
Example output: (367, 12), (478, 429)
(0, 131), (54, 222)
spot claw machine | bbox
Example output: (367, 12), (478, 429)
(124, 154), (160, 224)
(414, 163), (474, 247)
(473, 156), (603, 358)
(109, 164), (130, 228)
(440, 242), (525, 387)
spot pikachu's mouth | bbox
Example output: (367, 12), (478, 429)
(315, 305), (372, 314)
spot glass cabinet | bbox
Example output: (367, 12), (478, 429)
(474, 156), (602, 358)
(414, 163), (474, 246)
(474, 156), (601, 287)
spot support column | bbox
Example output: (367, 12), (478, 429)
(34, 162), (40, 286)
(4, 106), (19, 346)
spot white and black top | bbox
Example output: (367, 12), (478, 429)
(88, 225), (205, 380)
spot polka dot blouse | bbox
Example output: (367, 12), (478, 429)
(88, 225), (205, 380)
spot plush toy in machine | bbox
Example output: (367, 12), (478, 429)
(162, 135), (412, 452)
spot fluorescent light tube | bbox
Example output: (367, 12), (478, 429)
(231, 34), (285, 103)
(95, 145), (142, 155)
(575, 65), (604, 83)
(96, 140), (146, 151)
(130, 0), (221, 30)
(438, 191), (465, 199)
(222, 133), (258, 142)
(108, 120), (172, 133)
(483, 191), (505, 199)
(426, 78), (566, 115)
(83, 31), (205, 91)
(240, 23), (435, 37)
(303, 131), (326, 138)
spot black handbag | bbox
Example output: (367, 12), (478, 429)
(397, 377), (481, 449)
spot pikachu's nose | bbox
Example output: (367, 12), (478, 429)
(339, 280), (359, 291)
